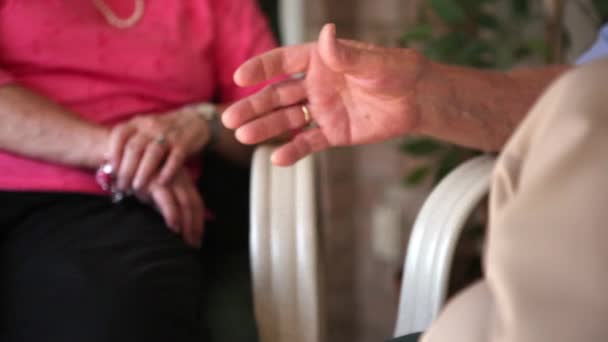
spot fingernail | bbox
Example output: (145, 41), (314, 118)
(235, 128), (248, 143)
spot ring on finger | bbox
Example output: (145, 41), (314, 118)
(155, 134), (167, 145)
(301, 104), (312, 124)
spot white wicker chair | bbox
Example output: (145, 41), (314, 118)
(393, 155), (495, 337)
(249, 3), (325, 341)
(250, 145), (324, 342)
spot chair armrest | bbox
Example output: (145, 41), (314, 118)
(250, 145), (323, 342)
(394, 155), (496, 337)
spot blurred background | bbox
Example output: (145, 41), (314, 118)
(257, 1), (606, 341)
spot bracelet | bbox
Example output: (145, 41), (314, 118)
(184, 103), (221, 148)
(95, 162), (128, 203)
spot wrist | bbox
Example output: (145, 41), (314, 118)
(412, 62), (509, 151)
(182, 103), (221, 148)
(82, 126), (110, 168)
(411, 61), (457, 137)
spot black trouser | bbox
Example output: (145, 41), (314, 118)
(0, 192), (202, 342)
(0, 153), (256, 342)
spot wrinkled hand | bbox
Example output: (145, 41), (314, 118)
(223, 23), (428, 166)
(137, 168), (205, 248)
(108, 108), (210, 191)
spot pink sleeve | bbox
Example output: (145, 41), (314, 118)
(212, 0), (278, 103)
(0, 3), (15, 87)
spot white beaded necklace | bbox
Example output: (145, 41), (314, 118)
(92, 0), (145, 29)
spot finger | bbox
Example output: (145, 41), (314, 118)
(150, 186), (181, 233)
(159, 147), (186, 184)
(108, 124), (137, 169)
(234, 105), (312, 145)
(318, 23), (387, 79)
(271, 128), (330, 166)
(132, 142), (168, 190)
(116, 136), (147, 190)
(222, 79), (307, 129)
(234, 43), (313, 86)
(173, 184), (197, 247)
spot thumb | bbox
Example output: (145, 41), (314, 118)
(318, 23), (386, 79)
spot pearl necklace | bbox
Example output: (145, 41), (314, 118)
(92, 0), (145, 29)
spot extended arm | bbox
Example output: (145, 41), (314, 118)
(223, 24), (570, 165)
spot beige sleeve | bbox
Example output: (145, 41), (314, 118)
(424, 57), (608, 342)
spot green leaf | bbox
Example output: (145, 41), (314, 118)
(455, 39), (493, 67)
(400, 138), (442, 156)
(434, 149), (465, 183)
(429, 0), (466, 25)
(433, 148), (482, 184)
(405, 166), (431, 186)
(493, 43), (517, 69)
(424, 31), (470, 63)
(524, 39), (549, 62)
(400, 24), (433, 45)
(510, 0), (529, 17)
(592, 0), (608, 22)
(459, 0), (492, 11)
(513, 45), (531, 59)
(477, 13), (499, 30)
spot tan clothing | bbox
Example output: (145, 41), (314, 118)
(424, 58), (608, 342)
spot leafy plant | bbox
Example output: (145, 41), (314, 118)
(402, 0), (548, 69)
(400, 138), (479, 185)
(399, 0), (607, 186)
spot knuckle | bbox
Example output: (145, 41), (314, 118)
(112, 124), (130, 139)
(263, 84), (280, 104)
(136, 116), (164, 131)
(126, 138), (145, 152)
(147, 121), (166, 134)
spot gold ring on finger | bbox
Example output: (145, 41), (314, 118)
(301, 104), (312, 124)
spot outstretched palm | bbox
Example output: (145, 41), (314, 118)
(223, 24), (426, 165)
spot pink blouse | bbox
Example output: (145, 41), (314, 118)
(0, 0), (276, 194)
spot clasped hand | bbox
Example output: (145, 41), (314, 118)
(105, 107), (211, 247)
